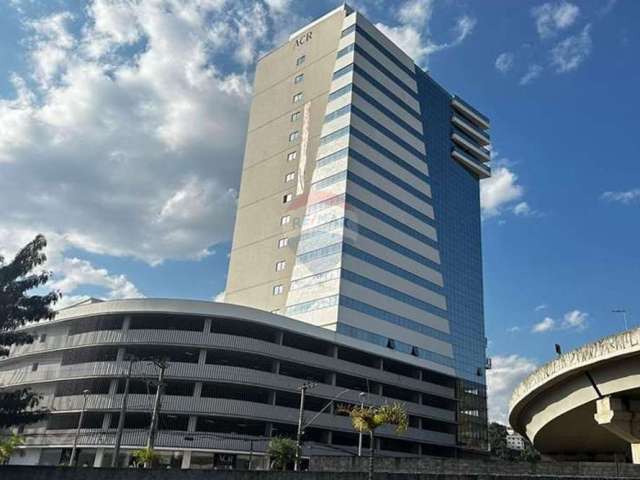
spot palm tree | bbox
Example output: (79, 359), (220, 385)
(267, 437), (297, 471)
(340, 402), (408, 480)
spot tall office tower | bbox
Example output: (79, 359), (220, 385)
(226, 5), (491, 450)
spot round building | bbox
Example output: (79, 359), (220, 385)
(0, 298), (462, 468)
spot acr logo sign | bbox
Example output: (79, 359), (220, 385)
(295, 31), (312, 47)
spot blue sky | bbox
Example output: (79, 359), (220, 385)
(0, 0), (638, 422)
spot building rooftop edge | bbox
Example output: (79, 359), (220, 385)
(41, 297), (456, 377)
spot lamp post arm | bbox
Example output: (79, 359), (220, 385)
(303, 389), (351, 429)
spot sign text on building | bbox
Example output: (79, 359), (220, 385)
(295, 31), (312, 47)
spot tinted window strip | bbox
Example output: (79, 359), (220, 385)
(349, 149), (431, 205)
(328, 84), (352, 102)
(348, 172), (435, 227)
(353, 65), (420, 121)
(342, 269), (448, 318)
(340, 296), (450, 342)
(333, 63), (354, 80)
(354, 44), (417, 100)
(344, 218), (440, 271)
(350, 128), (429, 177)
(346, 194), (438, 248)
(352, 84), (423, 140)
(351, 105), (426, 162)
(343, 243), (443, 293)
(352, 25), (415, 78)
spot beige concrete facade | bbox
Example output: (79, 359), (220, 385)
(225, 7), (347, 313)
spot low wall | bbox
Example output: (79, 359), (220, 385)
(2, 461), (640, 480)
(309, 456), (640, 478)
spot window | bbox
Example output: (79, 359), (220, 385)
(275, 260), (286, 272)
(283, 193), (293, 203)
(39, 333), (47, 343)
(281, 215), (290, 225)
(287, 151), (297, 162)
(273, 285), (284, 295)
(290, 111), (300, 122)
(31, 363), (38, 371)
(296, 55), (305, 66)
(292, 92), (303, 103)
(288, 130), (300, 142)
(278, 238), (289, 248)
(285, 172), (295, 182)
(294, 73), (304, 84)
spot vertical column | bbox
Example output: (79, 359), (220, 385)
(93, 448), (105, 468)
(203, 318), (212, 334)
(198, 349), (207, 365)
(122, 315), (131, 333)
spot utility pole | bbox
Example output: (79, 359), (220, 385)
(357, 392), (367, 457)
(145, 358), (167, 467)
(112, 356), (134, 467)
(294, 382), (316, 471)
(69, 389), (90, 467)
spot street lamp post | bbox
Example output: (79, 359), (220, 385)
(69, 389), (90, 467)
(357, 392), (367, 457)
(612, 309), (628, 330)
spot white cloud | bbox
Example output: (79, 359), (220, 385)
(532, 1), (580, 38)
(0, 229), (143, 307)
(487, 355), (537, 424)
(535, 304), (548, 311)
(480, 165), (524, 218)
(513, 201), (531, 216)
(495, 52), (514, 73)
(551, 24), (592, 73)
(0, 1), (269, 266)
(213, 290), (226, 302)
(520, 64), (543, 85)
(532, 317), (555, 333)
(561, 309), (588, 331)
(507, 326), (521, 333)
(375, 0), (476, 66)
(601, 188), (640, 205)
(397, 0), (434, 27)
(531, 310), (589, 333)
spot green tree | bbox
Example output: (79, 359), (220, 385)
(341, 402), (408, 480)
(488, 422), (510, 459)
(267, 437), (297, 471)
(0, 434), (24, 464)
(132, 447), (159, 468)
(0, 234), (58, 428)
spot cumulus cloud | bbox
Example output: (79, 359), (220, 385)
(480, 164), (524, 218)
(601, 188), (640, 205)
(551, 24), (592, 73)
(532, 317), (555, 333)
(375, 0), (476, 66)
(519, 64), (543, 85)
(532, 1), (580, 38)
(0, 1), (274, 267)
(531, 309), (589, 333)
(562, 309), (588, 330)
(487, 355), (537, 424)
(0, 229), (143, 308)
(495, 52), (514, 73)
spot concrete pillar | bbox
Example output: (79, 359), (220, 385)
(198, 349), (207, 365)
(594, 396), (640, 463)
(122, 315), (131, 332)
(193, 382), (202, 398)
(181, 450), (192, 469)
(273, 360), (280, 374)
(93, 448), (105, 467)
(203, 318), (212, 333)
(116, 347), (126, 362)
(275, 331), (284, 345)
